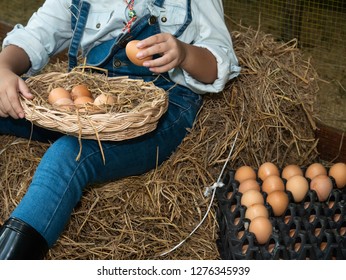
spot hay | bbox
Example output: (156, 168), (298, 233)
(21, 70), (168, 141)
(0, 26), (319, 259)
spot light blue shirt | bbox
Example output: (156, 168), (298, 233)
(3, 0), (240, 94)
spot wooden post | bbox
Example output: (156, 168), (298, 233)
(315, 121), (346, 163)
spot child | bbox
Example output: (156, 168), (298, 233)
(0, 0), (240, 259)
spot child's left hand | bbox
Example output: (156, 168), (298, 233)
(135, 33), (187, 73)
(136, 33), (217, 84)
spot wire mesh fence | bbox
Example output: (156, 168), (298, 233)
(223, 0), (346, 70)
(223, 0), (346, 130)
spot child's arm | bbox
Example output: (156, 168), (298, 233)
(0, 45), (33, 119)
(0, 45), (31, 75)
(136, 33), (217, 84)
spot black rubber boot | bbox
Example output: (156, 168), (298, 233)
(0, 217), (49, 260)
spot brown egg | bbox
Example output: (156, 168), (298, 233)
(93, 93), (116, 106)
(71, 84), (92, 101)
(125, 40), (153, 66)
(48, 87), (71, 105)
(266, 190), (289, 216)
(281, 164), (303, 180)
(240, 189), (264, 208)
(310, 174), (333, 202)
(262, 175), (285, 194)
(238, 178), (260, 194)
(305, 163), (327, 180)
(52, 97), (74, 111)
(245, 203), (269, 221)
(74, 96), (95, 107)
(286, 175), (309, 203)
(249, 216), (273, 244)
(329, 162), (346, 189)
(234, 166), (257, 183)
(258, 162), (280, 181)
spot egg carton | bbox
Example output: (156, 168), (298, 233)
(216, 169), (346, 260)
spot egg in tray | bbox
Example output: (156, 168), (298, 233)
(215, 162), (346, 260)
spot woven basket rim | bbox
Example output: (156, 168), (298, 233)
(21, 70), (169, 141)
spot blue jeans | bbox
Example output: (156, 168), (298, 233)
(1, 87), (202, 247)
(2, 0), (200, 249)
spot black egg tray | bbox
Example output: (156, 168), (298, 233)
(215, 170), (346, 260)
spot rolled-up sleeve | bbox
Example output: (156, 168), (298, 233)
(169, 0), (241, 94)
(3, 24), (51, 74)
(2, 0), (72, 74)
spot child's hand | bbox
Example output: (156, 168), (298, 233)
(136, 33), (217, 84)
(135, 33), (187, 74)
(0, 68), (33, 119)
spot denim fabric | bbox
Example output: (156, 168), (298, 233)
(3, 0), (240, 92)
(68, 1), (90, 70)
(3, 0), (202, 248)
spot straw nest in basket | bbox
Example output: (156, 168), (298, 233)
(20, 69), (168, 141)
(0, 25), (320, 260)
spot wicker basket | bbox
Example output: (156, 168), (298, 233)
(20, 70), (168, 141)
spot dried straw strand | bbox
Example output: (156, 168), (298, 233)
(21, 70), (168, 141)
(0, 26), (320, 260)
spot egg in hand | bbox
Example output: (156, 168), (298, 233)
(125, 40), (153, 66)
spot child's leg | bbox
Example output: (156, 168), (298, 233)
(4, 88), (202, 250)
(0, 117), (63, 142)
(10, 133), (168, 247)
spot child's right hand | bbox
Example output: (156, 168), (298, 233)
(0, 68), (33, 119)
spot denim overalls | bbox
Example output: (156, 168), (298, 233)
(5, 0), (203, 248)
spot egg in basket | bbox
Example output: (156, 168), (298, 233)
(20, 69), (168, 141)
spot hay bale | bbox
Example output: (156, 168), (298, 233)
(0, 26), (319, 259)
(228, 26), (319, 167)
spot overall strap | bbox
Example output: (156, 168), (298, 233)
(174, 0), (191, 38)
(68, 1), (91, 70)
(70, 0), (81, 31)
(153, 0), (165, 8)
(152, 0), (191, 38)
